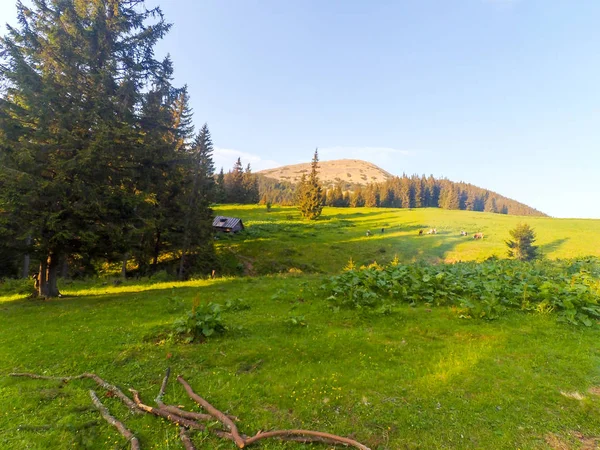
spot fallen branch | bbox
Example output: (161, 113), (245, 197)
(130, 389), (233, 441)
(179, 427), (196, 450)
(12, 371), (373, 449)
(10, 372), (138, 413)
(177, 375), (246, 448)
(155, 367), (171, 405)
(89, 390), (140, 450)
(155, 368), (236, 423)
(10, 372), (85, 382)
(245, 430), (371, 450)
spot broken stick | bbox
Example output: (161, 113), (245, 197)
(89, 390), (140, 450)
(177, 375), (246, 448)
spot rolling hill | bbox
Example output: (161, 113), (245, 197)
(258, 159), (393, 187)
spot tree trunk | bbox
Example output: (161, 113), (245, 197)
(121, 253), (128, 280)
(152, 230), (161, 270)
(22, 235), (31, 279)
(178, 250), (187, 280)
(61, 256), (69, 279)
(38, 253), (60, 298)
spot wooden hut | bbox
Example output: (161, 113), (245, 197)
(212, 216), (244, 233)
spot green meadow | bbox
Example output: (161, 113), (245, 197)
(2, 206), (600, 449)
(215, 205), (600, 274)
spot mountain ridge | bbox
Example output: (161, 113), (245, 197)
(258, 159), (393, 187)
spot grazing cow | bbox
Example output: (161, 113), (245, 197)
(418, 229), (423, 235)
(426, 228), (437, 235)
(473, 232), (484, 240)
(460, 230), (468, 236)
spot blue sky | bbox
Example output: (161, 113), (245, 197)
(3, 1), (600, 218)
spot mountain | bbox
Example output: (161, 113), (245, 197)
(256, 159), (545, 216)
(258, 159), (393, 188)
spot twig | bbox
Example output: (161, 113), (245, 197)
(10, 372), (139, 413)
(177, 375), (246, 448)
(159, 404), (232, 423)
(129, 389), (233, 441)
(245, 430), (372, 449)
(155, 368), (234, 423)
(155, 367), (171, 405)
(83, 373), (138, 412)
(10, 372), (85, 382)
(89, 390), (140, 450)
(179, 427), (196, 450)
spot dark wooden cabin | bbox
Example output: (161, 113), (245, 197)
(212, 216), (244, 233)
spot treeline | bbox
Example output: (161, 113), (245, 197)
(0, 1), (218, 293)
(257, 174), (545, 216)
(214, 159), (260, 204)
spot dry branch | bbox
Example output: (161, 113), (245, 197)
(179, 427), (196, 450)
(10, 372), (139, 413)
(155, 367), (171, 405)
(245, 429), (371, 450)
(130, 389), (233, 441)
(12, 371), (373, 449)
(89, 390), (140, 450)
(177, 375), (246, 448)
(154, 368), (236, 423)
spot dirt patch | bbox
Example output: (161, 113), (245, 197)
(572, 431), (600, 450)
(588, 386), (600, 396)
(545, 432), (600, 450)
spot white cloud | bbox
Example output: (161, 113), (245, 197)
(213, 147), (281, 173)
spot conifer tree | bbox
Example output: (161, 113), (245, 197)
(214, 168), (226, 203)
(243, 164), (260, 204)
(226, 158), (245, 202)
(297, 149), (324, 220)
(506, 223), (538, 261)
(0, 0), (172, 296)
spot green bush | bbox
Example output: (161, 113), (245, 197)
(173, 298), (227, 343)
(323, 257), (600, 325)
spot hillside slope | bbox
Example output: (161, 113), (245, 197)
(215, 205), (598, 275)
(258, 159), (393, 186)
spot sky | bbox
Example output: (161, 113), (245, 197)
(2, 0), (600, 218)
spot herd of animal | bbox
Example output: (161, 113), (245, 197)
(419, 228), (484, 239)
(365, 228), (485, 239)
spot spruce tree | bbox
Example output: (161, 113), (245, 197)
(506, 223), (538, 261)
(226, 158), (245, 202)
(0, 0), (171, 296)
(214, 168), (226, 203)
(297, 149), (324, 220)
(243, 164), (260, 204)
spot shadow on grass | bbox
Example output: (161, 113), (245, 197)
(540, 238), (570, 255)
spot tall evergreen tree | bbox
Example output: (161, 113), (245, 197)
(0, 0), (172, 296)
(226, 158), (245, 202)
(214, 168), (226, 203)
(243, 163), (260, 204)
(297, 149), (324, 220)
(178, 123), (216, 279)
(506, 223), (538, 261)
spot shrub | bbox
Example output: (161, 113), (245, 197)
(506, 223), (538, 261)
(173, 297), (226, 343)
(322, 258), (600, 325)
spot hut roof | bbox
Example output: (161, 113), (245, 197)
(212, 216), (244, 229)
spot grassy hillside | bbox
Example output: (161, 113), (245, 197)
(1, 275), (600, 449)
(214, 205), (600, 275)
(257, 159), (392, 187)
(1, 206), (600, 449)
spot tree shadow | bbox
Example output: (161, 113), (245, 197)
(539, 238), (570, 255)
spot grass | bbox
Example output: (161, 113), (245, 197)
(214, 205), (600, 275)
(1, 206), (600, 449)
